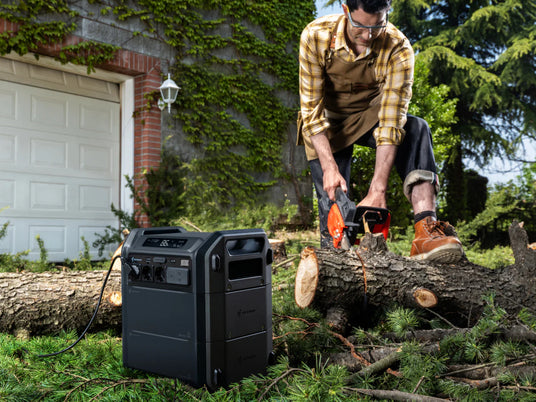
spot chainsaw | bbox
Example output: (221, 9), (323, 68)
(320, 188), (391, 250)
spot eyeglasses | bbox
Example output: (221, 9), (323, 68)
(342, 4), (388, 36)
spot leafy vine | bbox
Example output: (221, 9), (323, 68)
(0, 0), (315, 213)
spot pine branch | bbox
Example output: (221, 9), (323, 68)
(346, 349), (401, 382)
(256, 368), (303, 402)
(344, 386), (450, 401)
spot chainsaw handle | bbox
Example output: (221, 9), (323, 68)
(335, 187), (347, 201)
(318, 194), (332, 219)
(319, 187), (349, 215)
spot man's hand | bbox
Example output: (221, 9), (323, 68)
(310, 132), (347, 200)
(358, 191), (387, 209)
(323, 166), (347, 201)
(357, 144), (397, 209)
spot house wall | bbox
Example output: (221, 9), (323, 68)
(1, 2), (312, 228)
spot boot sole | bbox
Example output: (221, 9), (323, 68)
(410, 243), (463, 264)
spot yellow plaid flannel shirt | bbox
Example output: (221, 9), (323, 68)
(299, 14), (414, 146)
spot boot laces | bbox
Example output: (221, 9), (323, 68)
(425, 220), (447, 238)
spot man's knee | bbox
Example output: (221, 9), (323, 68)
(404, 115), (432, 143)
(396, 115), (437, 184)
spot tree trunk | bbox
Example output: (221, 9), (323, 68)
(0, 270), (122, 336)
(443, 142), (466, 223)
(295, 221), (536, 328)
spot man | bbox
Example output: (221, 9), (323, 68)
(298, 0), (463, 262)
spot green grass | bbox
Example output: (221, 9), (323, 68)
(0, 229), (529, 400)
(0, 331), (183, 401)
(2, 301), (535, 401)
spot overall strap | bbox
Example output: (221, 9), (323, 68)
(325, 15), (345, 66)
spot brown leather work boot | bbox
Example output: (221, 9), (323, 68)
(410, 217), (463, 263)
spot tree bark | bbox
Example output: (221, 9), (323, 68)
(295, 221), (536, 327)
(0, 270), (122, 336)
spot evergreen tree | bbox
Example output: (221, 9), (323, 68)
(389, 0), (536, 221)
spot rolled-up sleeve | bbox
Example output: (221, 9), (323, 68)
(373, 37), (414, 146)
(299, 25), (330, 138)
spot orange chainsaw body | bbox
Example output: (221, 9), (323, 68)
(326, 189), (391, 249)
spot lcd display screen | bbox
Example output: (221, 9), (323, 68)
(142, 237), (187, 248)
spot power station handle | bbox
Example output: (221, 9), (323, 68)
(266, 248), (273, 265)
(141, 227), (186, 235)
(211, 254), (221, 272)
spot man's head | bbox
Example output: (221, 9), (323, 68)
(342, 0), (390, 48)
(346, 0), (391, 14)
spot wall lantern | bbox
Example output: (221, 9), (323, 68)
(159, 73), (180, 113)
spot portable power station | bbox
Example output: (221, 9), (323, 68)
(120, 226), (273, 389)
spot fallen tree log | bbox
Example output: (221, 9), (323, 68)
(0, 236), (290, 336)
(295, 221), (536, 328)
(0, 270), (122, 336)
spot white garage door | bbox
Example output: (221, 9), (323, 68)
(0, 58), (120, 262)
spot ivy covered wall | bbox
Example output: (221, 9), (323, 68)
(0, 0), (316, 222)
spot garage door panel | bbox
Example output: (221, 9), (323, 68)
(76, 75), (117, 98)
(0, 133), (16, 162)
(79, 225), (114, 256)
(31, 94), (68, 128)
(30, 225), (66, 253)
(31, 138), (68, 168)
(80, 185), (112, 212)
(0, 59), (120, 261)
(0, 224), (15, 254)
(28, 64), (67, 86)
(0, 179), (15, 208)
(30, 181), (67, 211)
(0, 57), (16, 75)
(79, 143), (113, 173)
(75, 97), (119, 140)
(79, 103), (115, 135)
(0, 87), (16, 119)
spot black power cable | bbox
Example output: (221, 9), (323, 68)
(38, 255), (121, 358)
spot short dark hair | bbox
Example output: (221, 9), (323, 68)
(346, 0), (391, 14)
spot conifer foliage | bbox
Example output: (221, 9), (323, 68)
(390, 0), (536, 222)
(392, 0), (535, 161)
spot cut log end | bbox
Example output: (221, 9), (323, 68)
(413, 288), (438, 308)
(294, 247), (319, 308)
(269, 239), (287, 262)
(358, 233), (388, 252)
(111, 242), (123, 271)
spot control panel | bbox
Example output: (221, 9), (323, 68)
(126, 254), (191, 286)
